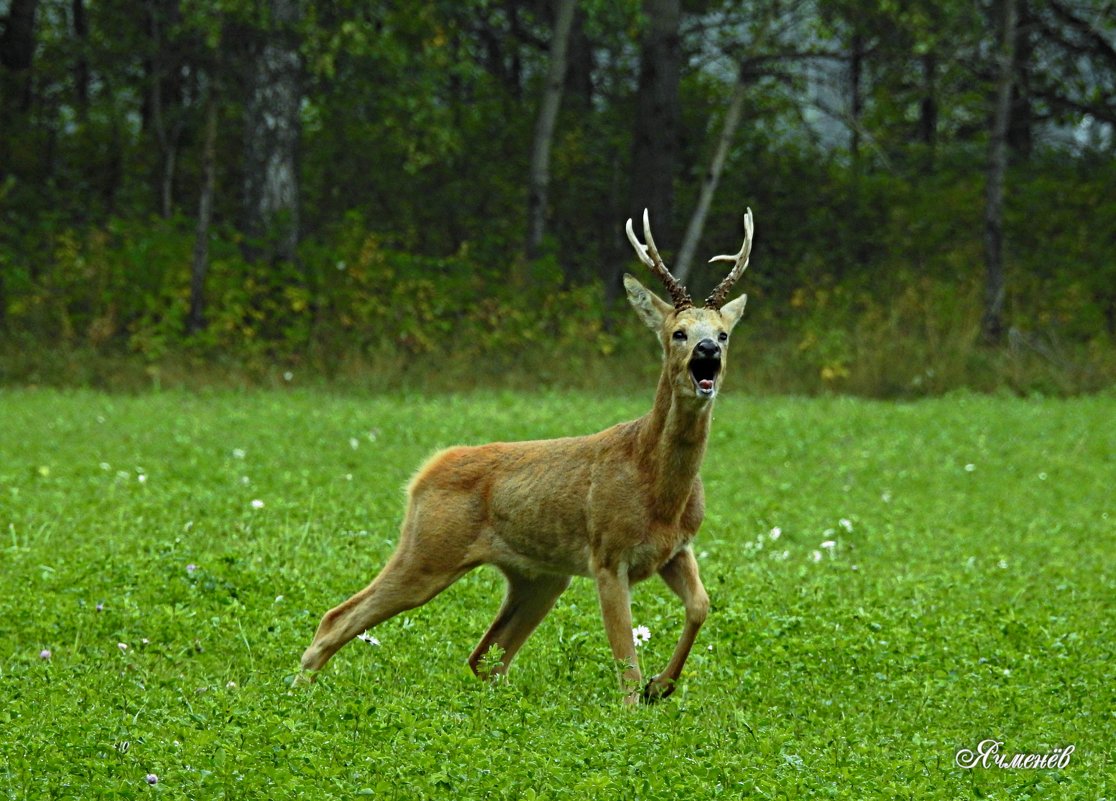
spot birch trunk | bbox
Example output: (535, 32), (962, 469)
(242, 0), (301, 264)
(525, 0), (577, 261)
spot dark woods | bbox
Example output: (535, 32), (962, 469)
(1, 0), (1114, 394)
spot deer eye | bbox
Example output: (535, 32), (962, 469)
(672, 330), (687, 341)
(718, 332), (729, 342)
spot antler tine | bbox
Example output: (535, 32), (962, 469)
(704, 208), (754, 310)
(624, 208), (693, 310)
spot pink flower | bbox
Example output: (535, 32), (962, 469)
(39, 649), (51, 660)
(145, 773), (158, 785)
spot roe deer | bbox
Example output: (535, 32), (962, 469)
(301, 209), (754, 703)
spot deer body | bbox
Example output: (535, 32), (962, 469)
(301, 210), (754, 703)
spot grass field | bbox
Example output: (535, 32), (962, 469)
(1, 388), (1113, 799)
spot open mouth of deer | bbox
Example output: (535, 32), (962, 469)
(688, 355), (721, 397)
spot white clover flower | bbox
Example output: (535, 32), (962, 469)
(349, 437), (360, 450)
(137, 473), (147, 484)
(232, 448), (246, 459)
(769, 526), (782, 540)
(820, 540), (836, 550)
(838, 518), (853, 533)
(250, 499), (265, 509)
(117, 642), (128, 652)
(283, 371), (294, 382)
(964, 463), (976, 472)
(357, 632), (381, 646)
(632, 625), (651, 646)
(810, 550), (823, 563)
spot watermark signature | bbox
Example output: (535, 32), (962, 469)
(956, 740), (1075, 770)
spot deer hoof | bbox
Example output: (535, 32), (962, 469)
(290, 670), (318, 688)
(641, 676), (676, 703)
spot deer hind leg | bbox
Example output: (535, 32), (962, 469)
(643, 546), (709, 703)
(468, 570), (570, 678)
(300, 494), (482, 675)
(300, 547), (472, 674)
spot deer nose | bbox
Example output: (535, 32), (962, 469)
(694, 338), (720, 359)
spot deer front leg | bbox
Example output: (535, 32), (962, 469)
(593, 565), (641, 705)
(643, 547), (709, 702)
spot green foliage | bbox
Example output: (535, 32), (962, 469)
(3, 159), (1116, 394)
(1, 389), (1113, 797)
(1, 0), (1114, 395)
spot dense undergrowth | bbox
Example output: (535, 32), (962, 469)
(3, 158), (1114, 397)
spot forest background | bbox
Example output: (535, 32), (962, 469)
(1, 0), (1114, 396)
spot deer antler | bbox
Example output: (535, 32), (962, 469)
(625, 208), (693, 311)
(704, 208), (754, 310)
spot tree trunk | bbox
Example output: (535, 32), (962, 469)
(849, 30), (864, 164)
(147, 0), (184, 219)
(564, 6), (594, 111)
(188, 92), (218, 335)
(242, 0), (301, 264)
(525, 0), (576, 262)
(72, 0), (88, 118)
(0, 0), (38, 71)
(1007, 0), (1033, 159)
(674, 68), (747, 284)
(982, 0), (1017, 345)
(628, 0), (680, 231)
(918, 52), (937, 157)
(605, 0), (680, 305)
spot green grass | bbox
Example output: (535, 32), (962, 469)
(1, 388), (1113, 799)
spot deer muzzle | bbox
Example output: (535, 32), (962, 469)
(689, 339), (722, 398)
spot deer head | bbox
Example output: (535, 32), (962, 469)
(623, 208), (754, 402)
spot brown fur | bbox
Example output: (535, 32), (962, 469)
(301, 260), (751, 704)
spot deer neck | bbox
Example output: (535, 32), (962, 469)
(636, 369), (712, 520)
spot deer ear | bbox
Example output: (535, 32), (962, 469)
(624, 273), (672, 331)
(719, 293), (748, 330)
